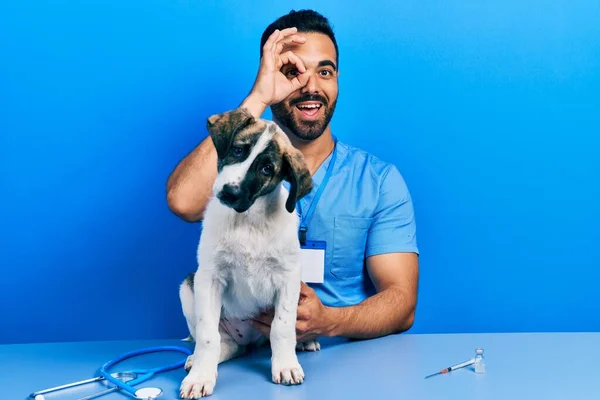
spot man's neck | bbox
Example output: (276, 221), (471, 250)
(277, 124), (336, 176)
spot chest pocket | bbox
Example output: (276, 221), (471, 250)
(331, 216), (373, 279)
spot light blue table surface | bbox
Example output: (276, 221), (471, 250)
(1, 332), (599, 399)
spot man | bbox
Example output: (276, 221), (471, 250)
(167, 9), (419, 343)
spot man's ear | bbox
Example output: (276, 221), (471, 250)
(207, 107), (255, 159)
(282, 148), (313, 213)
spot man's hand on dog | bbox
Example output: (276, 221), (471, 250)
(250, 282), (335, 342)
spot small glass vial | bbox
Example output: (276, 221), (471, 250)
(474, 348), (486, 373)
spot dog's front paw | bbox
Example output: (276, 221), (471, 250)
(272, 357), (305, 385)
(179, 371), (218, 398)
(296, 339), (320, 352)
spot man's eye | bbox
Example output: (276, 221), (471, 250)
(286, 69), (299, 77)
(260, 164), (273, 176)
(231, 146), (243, 158)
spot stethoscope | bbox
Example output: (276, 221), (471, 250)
(29, 345), (192, 400)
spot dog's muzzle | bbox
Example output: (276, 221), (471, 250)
(217, 184), (250, 213)
(219, 184), (241, 203)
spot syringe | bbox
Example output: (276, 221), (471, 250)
(424, 358), (475, 379)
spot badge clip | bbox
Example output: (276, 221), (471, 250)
(299, 226), (308, 246)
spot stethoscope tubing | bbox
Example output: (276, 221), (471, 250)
(99, 345), (193, 396)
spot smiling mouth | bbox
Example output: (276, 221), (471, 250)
(295, 102), (323, 119)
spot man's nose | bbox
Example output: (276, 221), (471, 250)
(301, 72), (319, 94)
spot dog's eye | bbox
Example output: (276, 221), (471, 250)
(260, 164), (273, 176)
(230, 146), (243, 158)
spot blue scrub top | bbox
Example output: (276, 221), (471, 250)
(294, 137), (419, 308)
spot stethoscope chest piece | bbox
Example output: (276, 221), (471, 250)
(135, 386), (163, 399)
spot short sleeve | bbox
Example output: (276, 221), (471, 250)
(366, 165), (419, 257)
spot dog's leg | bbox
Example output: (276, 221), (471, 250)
(179, 272), (223, 399)
(184, 324), (246, 372)
(219, 326), (246, 363)
(180, 276), (245, 373)
(179, 277), (197, 372)
(180, 273), (213, 373)
(270, 278), (305, 385)
(179, 275), (197, 341)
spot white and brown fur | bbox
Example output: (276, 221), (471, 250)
(179, 107), (319, 398)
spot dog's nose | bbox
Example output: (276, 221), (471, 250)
(220, 184), (241, 203)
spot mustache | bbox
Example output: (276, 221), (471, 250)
(290, 94), (328, 107)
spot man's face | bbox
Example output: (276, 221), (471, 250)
(271, 32), (339, 141)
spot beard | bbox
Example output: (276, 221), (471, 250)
(271, 93), (337, 141)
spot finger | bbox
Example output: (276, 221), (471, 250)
(261, 29), (281, 69)
(281, 34), (307, 46)
(279, 51), (306, 74)
(274, 41), (286, 59)
(300, 281), (314, 296)
(296, 306), (312, 321)
(270, 27), (298, 56)
(296, 321), (309, 336)
(274, 35), (307, 56)
(298, 294), (307, 305)
(263, 29), (281, 54)
(275, 27), (299, 39)
(293, 72), (310, 89)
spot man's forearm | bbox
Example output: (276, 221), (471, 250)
(166, 95), (267, 222)
(240, 93), (268, 120)
(325, 286), (416, 339)
(166, 137), (218, 222)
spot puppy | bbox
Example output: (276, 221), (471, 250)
(178, 107), (318, 398)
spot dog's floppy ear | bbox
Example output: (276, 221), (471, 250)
(282, 147), (313, 213)
(207, 107), (255, 159)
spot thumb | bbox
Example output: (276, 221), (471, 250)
(300, 281), (314, 297)
(290, 73), (309, 90)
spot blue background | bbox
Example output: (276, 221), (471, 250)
(1, 0), (598, 344)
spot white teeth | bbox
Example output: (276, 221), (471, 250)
(297, 104), (321, 109)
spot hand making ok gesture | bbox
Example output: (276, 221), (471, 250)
(243, 27), (309, 117)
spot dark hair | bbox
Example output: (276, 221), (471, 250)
(260, 9), (339, 69)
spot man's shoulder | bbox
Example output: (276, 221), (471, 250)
(336, 139), (403, 183)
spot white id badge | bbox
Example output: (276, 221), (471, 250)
(300, 240), (326, 283)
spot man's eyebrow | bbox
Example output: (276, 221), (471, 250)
(318, 60), (337, 71)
